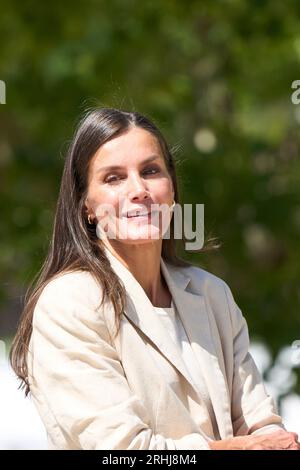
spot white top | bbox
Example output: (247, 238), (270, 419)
(153, 299), (208, 394)
(153, 299), (220, 439)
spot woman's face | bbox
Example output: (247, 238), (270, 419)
(85, 127), (175, 246)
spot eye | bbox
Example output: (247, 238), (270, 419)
(104, 174), (123, 184)
(143, 166), (160, 176)
(104, 166), (160, 184)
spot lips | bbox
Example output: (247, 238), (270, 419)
(122, 208), (152, 218)
(122, 210), (158, 219)
(126, 212), (150, 218)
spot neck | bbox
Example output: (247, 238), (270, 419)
(102, 240), (171, 307)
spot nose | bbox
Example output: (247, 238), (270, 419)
(127, 173), (150, 203)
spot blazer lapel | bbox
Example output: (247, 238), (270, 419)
(161, 260), (232, 439)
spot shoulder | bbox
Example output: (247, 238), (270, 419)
(31, 270), (113, 351)
(33, 270), (105, 330)
(173, 262), (231, 299)
(171, 263), (242, 328)
(38, 270), (102, 305)
(190, 264), (235, 309)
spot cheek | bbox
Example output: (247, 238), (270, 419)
(87, 184), (119, 212)
(152, 178), (173, 199)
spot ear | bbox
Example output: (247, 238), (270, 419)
(84, 196), (92, 217)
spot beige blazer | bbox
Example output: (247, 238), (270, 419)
(28, 246), (283, 450)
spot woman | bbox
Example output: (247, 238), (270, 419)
(10, 108), (300, 450)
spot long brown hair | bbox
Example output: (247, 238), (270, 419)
(9, 107), (218, 396)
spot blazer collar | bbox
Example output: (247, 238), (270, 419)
(103, 245), (231, 439)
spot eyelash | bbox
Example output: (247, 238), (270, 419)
(104, 167), (160, 184)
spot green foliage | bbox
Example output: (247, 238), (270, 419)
(0, 0), (299, 389)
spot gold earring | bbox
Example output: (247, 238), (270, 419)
(170, 200), (176, 211)
(87, 214), (93, 225)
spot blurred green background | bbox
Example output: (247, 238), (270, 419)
(0, 0), (300, 398)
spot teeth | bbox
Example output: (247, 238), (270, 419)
(124, 209), (160, 218)
(128, 212), (148, 217)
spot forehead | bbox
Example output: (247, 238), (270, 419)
(91, 127), (163, 169)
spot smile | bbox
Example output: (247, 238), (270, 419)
(123, 211), (158, 219)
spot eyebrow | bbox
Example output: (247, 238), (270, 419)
(96, 155), (161, 174)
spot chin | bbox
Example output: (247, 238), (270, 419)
(121, 226), (162, 241)
(96, 220), (169, 245)
(118, 239), (160, 246)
